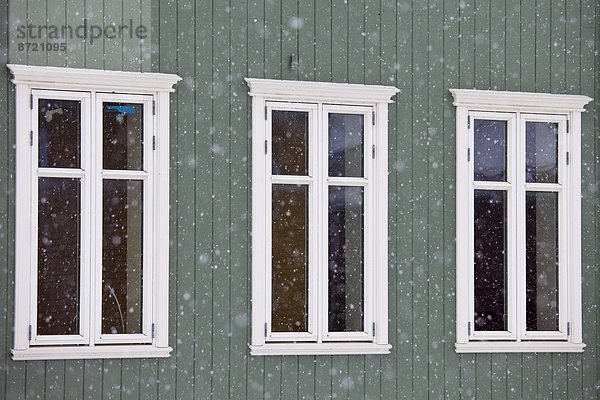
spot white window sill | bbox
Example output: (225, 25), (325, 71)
(455, 342), (585, 353)
(12, 345), (173, 360)
(250, 343), (392, 356)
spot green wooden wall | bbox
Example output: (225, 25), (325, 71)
(0, 0), (598, 398)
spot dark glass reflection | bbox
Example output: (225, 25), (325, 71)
(474, 119), (507, 182)
(526, 192), (559, 331)
(38, 99), (81, 168)
(474, 190), (507, 331)
(272, 111), (309, 175)
(103, 102), (144, 170)
(328, 113), (364, 177)
(102, 180), (143, 335)
(37, 177), (81, 336)
(526, 122), (559, 183)
(328, 186), (364, 332)
(271, 184), (309, 332)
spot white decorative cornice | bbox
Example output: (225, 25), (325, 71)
(7, 64), (181, 93)
(450, 89), (592, 112)
(245, 78), (400, 103)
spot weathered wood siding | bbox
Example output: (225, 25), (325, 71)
(0, 0), (598, 398)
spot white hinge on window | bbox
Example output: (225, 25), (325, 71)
(30, 130), (33, 146)
(372, 112), (376, 126)
(372, 322), (376, 337)
(264, 106), (268, 120)
(468, 321), (471, 335)
(28, 325), (32, 341)
(152, 136), (156, 151)
(467, 116), (471, 129)
(566, 120), (569, 133)
(566, 151), (570, 165)
(152, 323), (156, 338)
(264, 140), (268, 155)
(467, 148), (471, 162)
(30, 94), (33, 110)
(264, 323), (268, 337)
(372, 145), (376, 159)
(152, 100), (156, 115)
(567, 322), (570, 336)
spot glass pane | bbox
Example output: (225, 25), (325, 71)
(271, 184), (309, 332)
(328, 186), (364, 332)
(103, 102), (144, 170)
(474, 119), (507, 182)
(526, 192), (559, 331)
(272, 110), (309, 175)
(526, 121), (559, 183)
(102, 180), (143, 335)
(37, 177), (81, 336)
(328, 113), (364, 177)
(38, 99), (81, 168)
(474, 190), (507, 331)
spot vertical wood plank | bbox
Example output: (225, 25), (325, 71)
(363, 356), (380, 400)
(45, 361), (65, 400)
(458, 0), (474, 88)
(83, 0), (103, 68)
(535, 0), (551, 92)
(211, 0), (232, 398)
(395, 2), (413, 398)
(25, 361), (45, 400)
(120, 360), (140, 400)
(264, 0), (281, 79)
(331, 356), (348, 400)
(298, 0), (314, 80)
(280, 0), (297, 80)
(314, 356), (331, 400)
(475, 355), (491, 400)
(101, 359), (122, 400)
(489, 0), (506, 90)
(281, 357), (298, 400)
(83, 360), (103, 400)
(380, 0), (397, 397)
(229, 2), (249, 400)
(122, 0), (141, 71)
(64, 360), (84, 400)
(490, 354), (507, 400)
(412, 0), (428, 397)
(174, 0), (196, 398)
(297, 356), (315, 400)
(157, 0), (178, 396)
(347, 0), (364, 84)
(348, 356), (364, 400)
(427, 0), (445, 397)
(505, 354), (523, 399)
(314, 0), (331, 81)
(27, 0), (46, 65)
(521, 354), (537, 399)
(537, 354), (553, 399)
(550, 0), (566, 92)
(460, 355), (476, 400)
(103, 0), (123, 70)
(520, 0), (536, 92)
(552, 354), (567, 399)
(364, 0), (380, 85)
(46, 0), (66, 66)
(193, 0), (213, 398)
(442, 0), (460, 398)
(505, 0), (520, 90)
(139, 359), (158, 400)
(474, 0), (490, 88)
(331, 0), (348, 83)
(264, 357), (282, 400)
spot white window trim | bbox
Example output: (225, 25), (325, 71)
(9, 64), (180, 360)
(247, 78), (398, 356)
(451, 88), (592, 353)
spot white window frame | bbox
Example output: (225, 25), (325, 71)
(451, 89), (592, 353)
(247, 78), (398, 356)
(9, 64), (180, 360)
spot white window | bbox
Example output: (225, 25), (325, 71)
(9, 65), (180, 360)
(246, 79), (398, 355)
(452, 89), (592, 353)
